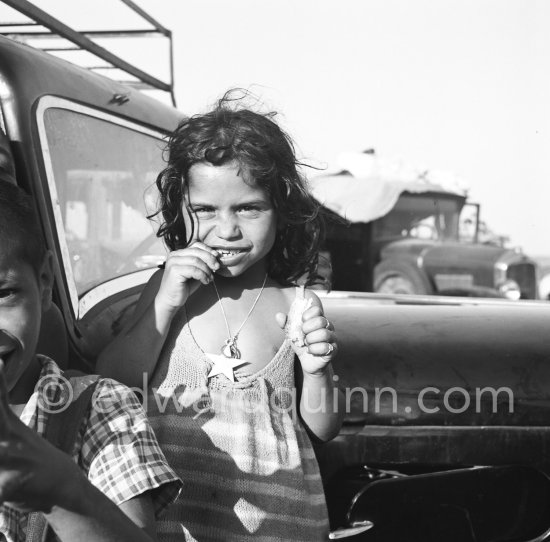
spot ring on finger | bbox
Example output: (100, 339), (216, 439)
(325, 343), (334, 356)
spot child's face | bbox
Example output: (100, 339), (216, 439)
(184, 161), (277, 278)
(0, 247), (52, 396)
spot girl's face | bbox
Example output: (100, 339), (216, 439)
(184, 161), (277, 278)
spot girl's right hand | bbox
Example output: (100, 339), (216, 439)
(155, 242), (220, 312)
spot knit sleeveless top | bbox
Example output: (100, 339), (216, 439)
(147, 287), (329, 542)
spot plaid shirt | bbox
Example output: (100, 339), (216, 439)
(0, 356), (182, 542)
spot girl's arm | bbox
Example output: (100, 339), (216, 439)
(295, 355), (345, 443)
(278, 292), (345, 442)
(96, 243), (219, 387)
(296, 294), (345, 442)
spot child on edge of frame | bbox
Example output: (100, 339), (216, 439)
(0, 180), (182, 542)
(96, 90), (345, 542)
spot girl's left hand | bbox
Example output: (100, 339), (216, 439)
(300, 305), (337, 375)
(276, 305), (337, 376)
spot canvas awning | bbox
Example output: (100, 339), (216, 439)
(308, 151), (468, 223)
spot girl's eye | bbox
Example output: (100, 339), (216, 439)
(192, 207), (215, 218)
(0, 288), (16, 300)
(238, 206), (260, 216)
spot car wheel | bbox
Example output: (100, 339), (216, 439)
(374, 261), (432, 295)
(376, 274), (420, 294)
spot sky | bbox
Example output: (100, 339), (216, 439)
(8, 0), (549, 256)
(139, 0), (549, 256)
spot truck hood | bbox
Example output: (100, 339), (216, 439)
(318, 292), (550, 470)
(321, 292), (550, 427)
(381, 238), (510, 267)
(380, 239), (533, 294)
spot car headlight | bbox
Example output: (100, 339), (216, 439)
(498, 279), (521, 300)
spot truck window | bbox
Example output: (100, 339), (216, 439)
(37, 98), (167, 317)
(373, 193), (462, 243)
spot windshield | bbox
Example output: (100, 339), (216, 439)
(41, 106), (168, 299)
(373, 192), (464, 243)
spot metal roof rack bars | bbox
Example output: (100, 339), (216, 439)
(0, 0), (175, 105)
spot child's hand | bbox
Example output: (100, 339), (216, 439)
(156, 242), (220, 311)
(276, 304), (337, 376)
(0, 362), (83, 513)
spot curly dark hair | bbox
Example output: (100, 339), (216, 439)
(153, 91), (325, 286)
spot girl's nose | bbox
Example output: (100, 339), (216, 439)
(215, 214), (240, 239)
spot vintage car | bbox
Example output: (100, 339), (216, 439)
(310, 156), (539, 300)
(2, 17), (550, 542)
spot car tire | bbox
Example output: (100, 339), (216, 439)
(374, 260), (433, 295)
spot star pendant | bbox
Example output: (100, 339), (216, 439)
(206, 353), (247, 382)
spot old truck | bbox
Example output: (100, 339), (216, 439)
(2, 3), (550, 540)
(310, 152), (538, 300)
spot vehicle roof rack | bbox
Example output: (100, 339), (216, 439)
(0, 0), (175, 105)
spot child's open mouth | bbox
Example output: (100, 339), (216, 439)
(214, 247), (249, 266)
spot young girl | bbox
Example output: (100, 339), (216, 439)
(97, 93), (343, 541)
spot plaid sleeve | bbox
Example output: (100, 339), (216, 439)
(78, 378), (182, 517)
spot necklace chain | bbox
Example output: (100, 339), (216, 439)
(211, 274), (268, 358)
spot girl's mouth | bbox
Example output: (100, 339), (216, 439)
(217, 249), (244, 258)
(214, 248), (249, 266)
